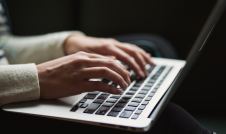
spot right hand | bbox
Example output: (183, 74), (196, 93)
(37, 51), (131, 99)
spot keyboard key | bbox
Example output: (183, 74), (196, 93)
(142, 86), (151, 91)
(133, 82), (143, 87)
(106, 98), (118, 103)
(97, 93), (109, 100)
(84, 103), (101, 114)
(102, 102), (114, 107)
(79, 99), (87, 103)
(151, 89), (157, 93)
(119, 110), (133, 118)
(125, 106), (136, 111)
(155, 85), (160, 89)
(130, 87), (139, 91)
(142, 101), (149, 105)
(136, 79), (145, 84)
(138, 105), (146, 110)
(135, 94), (146, 99)
(111, 82), (118, 88)
(118, 98), (129, 103)
(79, 103), (89, 108)
(110, 95), (121, 99)
(148, 92), (155, 97)
(147, 66), (155, 74)
(131, 114), (139, 119)
(131, 98), (143, 103)
(138, 90), (148, 95)
(111, 107), (123, 112)
(102, 78), (110, 84)
(70, 104), (79, 112)
(107, 111), (119, 117)
(148, 79), (156, 83)
(126, 91), (136, 95)
(123, 95), (133, 100)
(93, 99), (105, 104)
(95, 106), (111, 115)
(115, 102), (127, 108)
(145, 97), (152, 101)
(84, 94), (97, 99)
(128, 102), (140, 107)
(135, 110), (142, 115)
(145, 83), (154, 87)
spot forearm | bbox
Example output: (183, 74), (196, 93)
(0, 31), (84, 64)
(0, 64), (39, 106)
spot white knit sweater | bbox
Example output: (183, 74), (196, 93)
(0, 31), (83, 106)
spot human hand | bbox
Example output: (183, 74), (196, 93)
(63, 35), (154, 78)
(37, 51), (130, 99)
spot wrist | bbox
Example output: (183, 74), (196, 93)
(36, 64), (46, 98)
(63, 34), (85, 55)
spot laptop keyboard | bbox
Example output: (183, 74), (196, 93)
(70, 65), (173, 119)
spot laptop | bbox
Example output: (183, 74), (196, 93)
(3, 0), (225, 132)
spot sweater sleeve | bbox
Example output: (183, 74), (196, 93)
(0, 31), (84, 106)
(0, 64), (39, 106)
(0, 31), (84, 64)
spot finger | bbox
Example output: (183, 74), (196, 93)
(79, 51), (111, 59)
(102, 46), (145, 78)
(127, 44), (155, 65)
(80, 67), (129, 89)
(83, 81), (123, 94)
(77, 58), (131, 84)
(116, 44), (148, 76)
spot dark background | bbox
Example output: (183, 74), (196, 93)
(5, 0), (226, 118)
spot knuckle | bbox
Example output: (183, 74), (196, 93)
(75, 57), (88, 63)
(108, 38), (117, 42)
(102, 44), (112, 50)
(76, 51), (86, 55)
(133, 51), (140, 57)
(117, 76), (125, 84)
(101, 67), (110, 75)
(128, 57), (136, 64)
(73, 57), (89, 67)
(107, 59), (117, 66)
(125, 70), (130, 77)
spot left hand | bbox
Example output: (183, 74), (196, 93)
(63, 35), (154, 78)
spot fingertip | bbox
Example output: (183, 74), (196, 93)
(117, 88), (124, 94)
(119, 81), (128, 90)
(111, 88), (124, 94)
(124, 82), (129, 89)
(140, 71), (146, 78)
(150, 60), (156, 66)
(128, 77), (131, 84)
